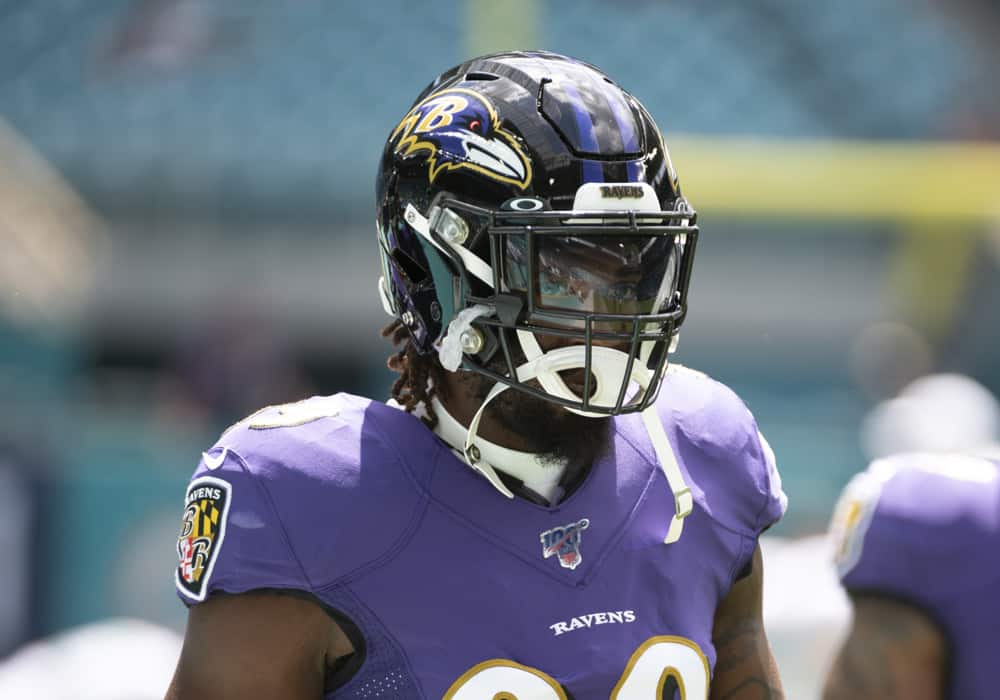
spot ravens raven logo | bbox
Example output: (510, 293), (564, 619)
(390, 88), (532, 190)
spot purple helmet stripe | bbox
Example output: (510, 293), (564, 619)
(531, 53), (605, 183)
(556, 79), (603, 183)
(603, 87), (639, 155)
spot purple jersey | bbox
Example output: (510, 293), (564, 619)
(831, 452), (1000, 700)
(174, 366), (785, 699)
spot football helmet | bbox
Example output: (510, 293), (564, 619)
(376, 50), (698, 418)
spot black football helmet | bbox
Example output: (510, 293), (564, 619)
(375, 50), (698, 417)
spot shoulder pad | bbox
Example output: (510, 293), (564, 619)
(179, 394), (433, 598)
(832, 452), (1000, 599)
(659, 365), (757, 458)
(651, 365), (787, 537)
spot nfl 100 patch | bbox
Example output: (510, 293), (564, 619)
(176, 476), (231, 601)
(540, 518), (590, 570)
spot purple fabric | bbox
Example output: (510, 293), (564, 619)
(840, 454), (1000, 700)
(176, 367), (785, 698)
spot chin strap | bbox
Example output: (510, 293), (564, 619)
(463, 379), (517, 494)
(640, 404), (693, 544)
(456, 346), (693, 544)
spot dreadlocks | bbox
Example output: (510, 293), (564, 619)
(382, 320), (445, 429)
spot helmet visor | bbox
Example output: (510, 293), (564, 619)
(503, 233), (681, 330)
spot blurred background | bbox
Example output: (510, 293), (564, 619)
(0, 0), (998, 697)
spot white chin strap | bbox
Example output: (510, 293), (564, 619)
(461, 330), (692, 544)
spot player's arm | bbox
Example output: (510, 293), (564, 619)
(709, 544), (784, 700)
(822, 593), (947, 700)
(164, 591), (355, 700)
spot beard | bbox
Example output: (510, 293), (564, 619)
(492, 388), (612, 470)
(456, 353), (614, 472)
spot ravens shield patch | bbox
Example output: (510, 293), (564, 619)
(176, 476), (231, 601)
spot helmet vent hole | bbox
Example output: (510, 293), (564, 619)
(465, 71), (499, 81)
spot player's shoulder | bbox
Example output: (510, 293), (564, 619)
(651, 364), (787, 536)
(831, 451), (1000, 593)
(180, 393), (438, 596)
(212, 393), (429, 475)
(204, 392), (439, 525)
(835, 451), (1000, 545)
(656, 364), (759, 456)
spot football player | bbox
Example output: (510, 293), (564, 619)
(165, 51), (787, 699)
(823, 450), (1000, 699)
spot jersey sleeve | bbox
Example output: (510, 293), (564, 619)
(174, 394), (429, 605)
(175, 447), (307, 603)
(830, 453), (1000, 605)
(662, 366), (788, 539)
(753, 428), (788, 533)
(661, 366), (788, 538)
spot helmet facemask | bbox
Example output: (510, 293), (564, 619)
(397, 183), (698, 418)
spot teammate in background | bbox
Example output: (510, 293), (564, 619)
(165, 51), (786, 699)
(824, 374), (1000, 700)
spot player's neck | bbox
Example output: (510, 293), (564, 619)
(430, 394), (567, 503)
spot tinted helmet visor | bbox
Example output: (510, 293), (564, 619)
(504, 233), (682, 332)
